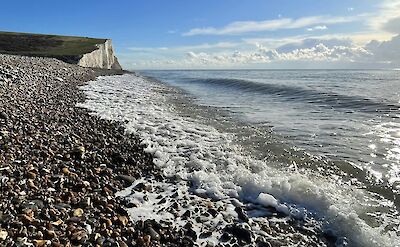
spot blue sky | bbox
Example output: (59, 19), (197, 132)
(1, 0), (400, 69)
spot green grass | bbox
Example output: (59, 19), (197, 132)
(0, 31), (107, 62)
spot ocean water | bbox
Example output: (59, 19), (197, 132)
(78, 70), (400, 246)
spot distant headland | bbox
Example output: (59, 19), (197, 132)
(0, 31), (122, 70)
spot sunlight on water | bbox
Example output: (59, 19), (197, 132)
(143, 70), (400, 199)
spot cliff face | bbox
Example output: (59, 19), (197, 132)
(77, 39), (122, 70)
(0, 31), (123, 70)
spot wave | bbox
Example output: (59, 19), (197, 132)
(185, 78), (400, 114)
(79, 74), (400, 247)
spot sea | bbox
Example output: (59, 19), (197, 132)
(78, 70), (400, 246)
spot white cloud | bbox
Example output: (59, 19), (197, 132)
(131, 41), (372, 69)
(183, 15), (361, 36)
(242, 31), (394, 52)
(367, 0), (400, 33)
(382, 17), (400, 34)
(367, 34), (400, 65)
(264, 44), (372, 62)
(128, 47), (169, 52)
(128, 42), (240, 52)
(307, 25), (328, 32)
(275, 38), (352, 53)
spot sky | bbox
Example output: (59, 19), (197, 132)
(1, 0), (400, 69)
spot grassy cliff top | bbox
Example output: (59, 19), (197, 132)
(0, 31), (107, 57)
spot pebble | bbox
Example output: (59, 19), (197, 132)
(147, 227), (160, 240)
(0, 229), (8, 240)
(118, 174), (135, 185)
(0, 112), (8, 120)
(225, 225), (252, 244)
(73, 208), (84, 217)
(118, 215), (129, 226)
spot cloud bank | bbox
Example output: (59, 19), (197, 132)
(182, 42), (372, 65)
(127, 34), (400, 69)
(123, 0), (400, 69)
(183, 15), (361, 36)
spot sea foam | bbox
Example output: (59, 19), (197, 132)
(78, 74), (400, 247)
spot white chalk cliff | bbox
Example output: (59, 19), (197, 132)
(77, 39), (122, 70)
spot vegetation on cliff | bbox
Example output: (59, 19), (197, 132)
(0, 31), (108, 64)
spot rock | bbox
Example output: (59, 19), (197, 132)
(220, 232), (231, 242)
(55, 203), (71, 210)
(117, 174), (135, 184)
(105, 218), (112, 227)
(186, 228), (197, 241)
(235, 206), (249, 222)
(16, 237), (30, 246)
(28, 180), (38, 190)
(81, 197), (91, 208)
(67, 217), (81, 223)
(143, 235), (151, 244)
(25, 209), (34, 218)
(133, 182), (146, 191)
(33, 239), (47, 247)
(45, 230), (56, 239)
(71, 230), (88, 244)
(199, 231), (213, 239)
(225, 225), (252, 244)
(62, 167), (70, 175)
(0, 112), (8, 120)
(21, 214), (34, 223)
(96, 235), (106, 245)
(73, 208), (84, 217)
(118, 240), (128, 247)
(147, 227), (160, 240)
(71, 145), (86, 159)
(51, 242), (64, 247)
(0, 229), (8, 240)
(36, 231), (43, 239)
(21, 200), (44, 211)
(117, 215), (129, 226)
(207, 208), (218, 217)
(257, 241), (272, 247)
(51, 219), (63, 226)
(182, 210), (191, 219)
(27, 171), (37, 179)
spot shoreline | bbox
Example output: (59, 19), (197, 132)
(0, 54), (336, 246)
(0, 54), (192, 246)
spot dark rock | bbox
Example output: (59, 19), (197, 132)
(71, 229), (88, 244)
(225, 225), (252, 244)
(220, 232), (231, 242)
(118, 174), (135, 184)
(0, 112), (8, 120)
(199, 231), (213, 239)
(182, 210), (191, 219)
(146, 227), (160, 240)
(235, 207), (249, 222)
(186, 227), (197, 241)
(208, 208), (218, 217)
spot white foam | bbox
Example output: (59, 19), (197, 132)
(78, 74), (400, 247)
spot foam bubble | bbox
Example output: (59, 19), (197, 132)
(79, 74), (400, 247)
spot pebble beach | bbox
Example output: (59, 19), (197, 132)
(0, 54), (190, 246)
(0, 54), (337, 247)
